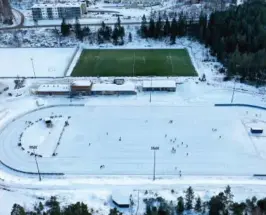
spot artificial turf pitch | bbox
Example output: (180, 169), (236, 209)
(71, 49), (197, 77)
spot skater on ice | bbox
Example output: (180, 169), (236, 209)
(171, 147), (176, 153)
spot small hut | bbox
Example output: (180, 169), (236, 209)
(44, 118), (53, 127)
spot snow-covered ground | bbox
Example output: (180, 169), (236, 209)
(0, 33), (265, 214)
(1, 104), (266, 176)
(0, 48), (76, 77)
(0, 77), (265, 214)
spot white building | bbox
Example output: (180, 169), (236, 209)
(36, 84), (70, 95)
(142, 80), (176, 92)
(32, 2), (86, 20)
(106, 0), (162, 6)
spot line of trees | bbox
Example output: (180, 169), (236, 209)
(97, 17), (126, 45)
(11, 186), (266, 215)
(61, 18), (91, 42)
(144, 185), (266, 215)
(60, 17), (128, 45)
(139, 13), (187, 44)
(199, 0), (266, 84)
(11, 196), (123, 215)
(139, 0), (266, 84)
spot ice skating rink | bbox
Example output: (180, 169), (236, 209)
(0, 105), (266, 176)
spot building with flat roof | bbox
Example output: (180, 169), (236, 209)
(36, 84), (70, 95)
(105, 0), (161, 6)
(91, 82), (137, 95)
(142, 80), (176, 92)
(71, 80), (92, 96)
(32, 2), (86, 20)
(111, 190), (130, 208)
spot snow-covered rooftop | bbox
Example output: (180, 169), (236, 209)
(91, 82), (136, 92)
(32, 2), (83, 8)
(72, 80), (92, 87)
(112, 190), (130, 206)
(37, 84), (70, 92)
(143, 80), (176, 88)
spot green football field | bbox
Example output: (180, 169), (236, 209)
(71, 49), (197, 77)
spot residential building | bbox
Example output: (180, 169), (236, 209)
(31, 2), (86, 20)
(122, 0), (161, 6)
(105, 0), (161, 6)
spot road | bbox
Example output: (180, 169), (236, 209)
(0, 8), (25, 30)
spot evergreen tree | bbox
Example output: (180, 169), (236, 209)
(128, 32), (132, 42)
(170, 17), (178, 44)
(45, 196), (61, 214)
(61, 18), (70, 36)
(74, 17), (83, 41)
(246, 196), (257, 213)
(177, 12), (187, 36)
(11, 204), (26, 215)
(185, 186), (194, 210)
(109, 207), (122, 215)
(140, 15), (148, 38)
(97, 21), (112, 43)
(177, 196), (185, 215)
(82, 26), (90, 37)
(112, 26), (119, 45)
(119, 26), (125, 41)
(155, 16), (163, 39)
(224, 185), (234, 208)
(195, 197), (202, 213)
(117, 16), (121, 27)
(148, 18), (155, 38)
(145, 204), (152, 215)
(163, 17), (171, 36)
(231, 202), (246, 215)
(198, 11), (207, 42)
(208, 192), (227, 215)
(63, 202), (91, 215)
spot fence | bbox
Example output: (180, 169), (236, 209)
(215, 103), (266, 111)
(63, 45), (80, 77)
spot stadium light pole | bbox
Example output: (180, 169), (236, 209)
(30, 58), (36, 78)
(32, 147), (41, 181)
(149, 76), (152, 103)
(151, 146), (159, 181)
(231, 75), (240, 104)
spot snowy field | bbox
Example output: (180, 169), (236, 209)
(1, 104), (266, 176)
(0, 48), (75, 77)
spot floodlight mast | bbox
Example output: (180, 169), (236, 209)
(151, 146), (159, 181)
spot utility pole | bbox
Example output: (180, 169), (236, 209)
(149, 76), (152, 103)
(31, 146), (41, 181)
(30, 58), (36, 78)
(151, 146), (159, 181)
(231, 75), (239, 104)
